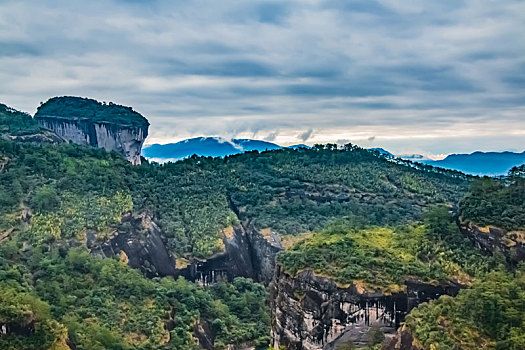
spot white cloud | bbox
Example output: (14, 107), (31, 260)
(0, 0), (523, 155)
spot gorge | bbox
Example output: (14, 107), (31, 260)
(0, 98), (523, 349)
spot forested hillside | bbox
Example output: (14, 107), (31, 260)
(1, 101), (523, 350)
(459, 165), (525, 230)
(396, 169), (525, 350)
(278, 206), (501, 291)
(35, 96), (149, 127)
(0, 103), (43, 137)
(405, 270), (525, 349)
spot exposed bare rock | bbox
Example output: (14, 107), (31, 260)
(89, 212), (178, 277)
(460, 223), (525, 264)
(35, 116), (148, 164)
(2, 131), (64, 144)
(270, 266), (460, 350)
(175, 222), (282, 285)
(34, 97), (149, 164)
(382, 325), (424, 350)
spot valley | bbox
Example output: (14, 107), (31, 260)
(0, 98), (524, 350)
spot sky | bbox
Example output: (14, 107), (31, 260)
(0, 0), (524, 157)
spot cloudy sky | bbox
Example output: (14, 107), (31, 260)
(1, 0), (524, 157)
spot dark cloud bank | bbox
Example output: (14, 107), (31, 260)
(0, 0), (524, 156)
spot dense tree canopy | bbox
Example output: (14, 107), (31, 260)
(405, 270), (525, 350)
(278, 206), (501, 291)
(35, 97), (149, 128)
(1, 104), (521, 350)
(459, 167), (525, 230)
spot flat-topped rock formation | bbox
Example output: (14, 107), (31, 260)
(35, 96), (149, 164)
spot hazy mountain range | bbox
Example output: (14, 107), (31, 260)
(367, 148), (525, 176)
(143, 138), (524, 176)
(424, 151), (525, 176)
(142, 137), (307, 161)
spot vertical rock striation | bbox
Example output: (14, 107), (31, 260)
(270, 267), (460, 350)
(459, 223), (525, 264)
(34, 96), (149, 164)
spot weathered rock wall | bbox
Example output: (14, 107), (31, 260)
(270, 266), (460, 350)
(89, 210), (283, 286)
(35, 116), (148, 164)
(176, 222), (282, 285)
(459, 223), (525, 264)
(382, 325), (424, 350)
(89, 212), (178, 277)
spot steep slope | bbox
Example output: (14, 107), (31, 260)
(398, 271), (525, 350)
(0, 103), (62, 143)
(271, 206), (500, 349)
(383, 171), (525, 350)
(35, 96), (149, 164)
(457, 169), (525, 265)
(0, 101), (483, 350)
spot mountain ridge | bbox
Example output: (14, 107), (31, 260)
(144, 138), (524, 176)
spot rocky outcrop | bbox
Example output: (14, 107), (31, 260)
(270, 266), (460, 350)
(3, 130), (64, 144)
(382, 325), (423, 350)
(89, 212), (178, 277)
(35, 116), (148, 164)
(459, 223), (525, 264)
(89, 210), (283, 285)
(34, 97), (149, 165)
(176, 222), (283, 285)
(176, 224), (257, 284)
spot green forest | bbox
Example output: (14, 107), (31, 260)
(0, 122), (469, 260)
(459, 165), (525, 230)
(1, 101), (524, 349)
(278, 206), (502, 291)
(405, 270), (525, 350)
(0, 244), (269, 350)
(35, 97), (149, 128)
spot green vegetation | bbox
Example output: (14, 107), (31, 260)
(398, 169), (525, 350)
(0, 242), (269, 350)
(35, 97), (149, 128)
(459, 165), (525, 230)
(0, 134), (469, 260)
(3, 102), (520, 350)
(0, 103), (42, 136)
(405, 270), (525, 350)
(278, 206), (500, 290)
(227, 144), (468, 235)
(29, 191), (133, 244)
(0, 285), (69, 350)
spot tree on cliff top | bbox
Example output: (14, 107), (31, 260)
(35, 96), (149, 128)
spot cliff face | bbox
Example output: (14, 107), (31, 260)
(382, 325), (424, 350)
(89, 210), (282, 285)
(459, 223), (525, 264)
(35, 116), (148, 165)
(270, 266), (460, 350)
(89, 212), (178, 277)
(171, 222), (282, 285)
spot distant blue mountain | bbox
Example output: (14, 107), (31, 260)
(369, 148), (393, 157)
(144, 139), (525, 176)
(288, 144), (311, 150)
(142, 137), (282, 161)
(424, 151), (525, 176)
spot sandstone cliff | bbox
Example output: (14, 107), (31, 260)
(35, 97), (149, 165)
(459, 223), (525, 264)
(89, 210), (282, 285)
(270, 266), (460, 350)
